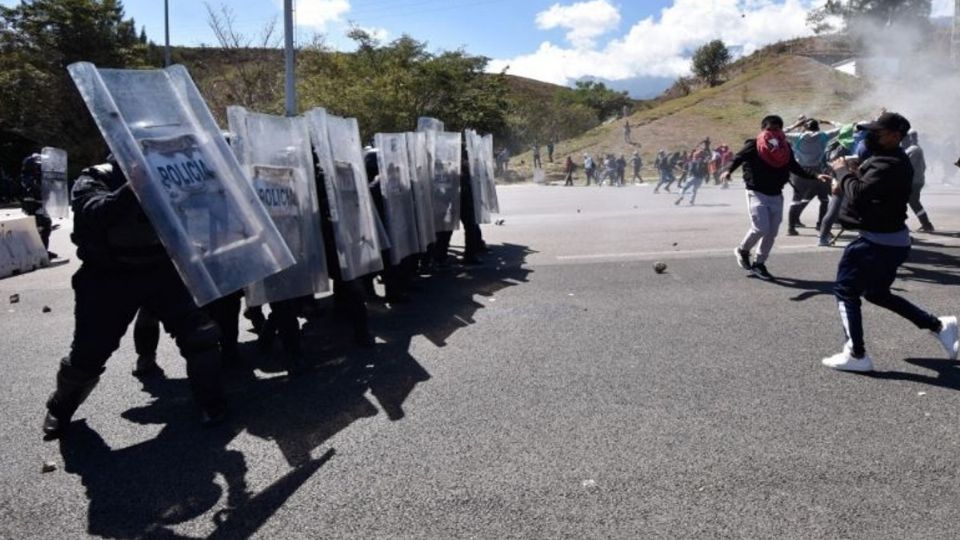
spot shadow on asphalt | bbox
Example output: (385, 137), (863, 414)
(759, 240), (960, 302)
(865, 358), (960, 390)
(760, 274), (835, 302)
(900, 244), (960, 287)
(57, 242), (534, 539)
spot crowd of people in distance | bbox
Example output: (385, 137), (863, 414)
(565, 151), (645, 187)
(553, 138), (736, 206)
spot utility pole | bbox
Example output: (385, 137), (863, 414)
(164, 0), (171, 67)
(953, 0), (960, 65)
(284, 0), (297, 117)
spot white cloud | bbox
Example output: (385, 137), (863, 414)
(931, 0), (955, 18)
(490, 0), (824, 86)
(535, 0), (622, 49)
(292, 0), (351, 30)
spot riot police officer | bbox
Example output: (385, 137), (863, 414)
(43, 161), (226, 439)
(19, 153), (56, 259)
(314, 158), (375, 347)
(434, 145), (484, 265)
(364, 149), (414, 302)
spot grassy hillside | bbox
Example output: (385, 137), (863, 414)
(501, 73), (570, 105)
(519, 54), (874, 184)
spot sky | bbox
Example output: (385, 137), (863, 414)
(3, 0), (956, 97)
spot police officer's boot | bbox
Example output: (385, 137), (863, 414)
(279, 330), (304, 375)
(43, 364), (100, 439)
(132, 354), (163, 378)
(185, 349), (227, 426)
(351, 302), (375, 348)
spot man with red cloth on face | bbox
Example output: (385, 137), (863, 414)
(722, 115), (832, 280)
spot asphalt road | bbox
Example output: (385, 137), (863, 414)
(3, 180), (960, 539)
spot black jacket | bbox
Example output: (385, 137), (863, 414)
(71, 163), (168, 269)
(838, 149), (912, 233)
(726, 139), (815, 196)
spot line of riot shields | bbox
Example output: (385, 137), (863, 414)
(68, 62), (500, 312)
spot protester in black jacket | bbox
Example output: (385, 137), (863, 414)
(721, 115), (828, 280)
(821, 112), (958, 372)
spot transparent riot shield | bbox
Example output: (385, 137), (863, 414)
(464, 129), (500, 224)
(481, 134), (500, 213)
(430, 131), (462, 232)
(40, 147), (69, 220)
(404, 132), (437, 252)
(68, 62), (295, 306)
(373, 133), (420, 264)
(416, 117), (445, 133)
(227, 107), (329, 306)
(305, 108), (383, 281)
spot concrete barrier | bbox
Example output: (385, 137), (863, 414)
(0, 216), (50, 279)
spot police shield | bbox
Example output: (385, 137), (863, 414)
(68, 62), (295, 306)
(373, 133), (420, 264)
(226, 107), (329, 306)
(40, 147), (69, 219)
(306, 108), (383, 281)
(429, 131), (462, 232)
(416, 117), (445, 133)
(465, 129), (500, 224)
(404, 132), (436, 252)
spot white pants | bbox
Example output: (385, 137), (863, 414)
(739, 190), (783, 264)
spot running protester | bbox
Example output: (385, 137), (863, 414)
(653, 150), (676, 193)
(785, 118), (840, 236)
(817, 122), (858, 246)
(820, 112), (958, 372)
(675, 140), (710, 206)
(722, 115), (830, 280)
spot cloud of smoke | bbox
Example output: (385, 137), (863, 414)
(846, 14), (960, 183)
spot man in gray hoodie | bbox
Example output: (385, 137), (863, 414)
(902, 129), (934, 232)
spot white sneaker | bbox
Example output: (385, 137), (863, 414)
(822, 350), (874, 372)
(933, 316), (959, 360)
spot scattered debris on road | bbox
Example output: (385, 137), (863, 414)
(10, 294), (20, 304)
(654, 262), (667, 274)
(41, 461), (57, 473)
(42, 306), (52, 313)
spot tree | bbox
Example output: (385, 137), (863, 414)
(0, 0), (148, 173)
(202, 3), (283, 119)
(297, 29), (509, 142)
(505, 92), (596, 151)
(560, 80), (632, 122)
(691, 40), (731, 87)
(807, 0), (932, 34)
